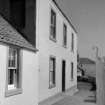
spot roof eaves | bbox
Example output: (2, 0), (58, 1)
(0, 15), (38, 52)
(52, 0), (77, 33)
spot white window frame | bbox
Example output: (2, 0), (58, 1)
(5, 46), (22, 97)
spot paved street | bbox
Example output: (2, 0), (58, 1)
(52, 82), (96, 105)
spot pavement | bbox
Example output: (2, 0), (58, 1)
(52, 82), (96, 105)
(39, 82), (96, 105)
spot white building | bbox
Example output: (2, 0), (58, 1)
(0, 16), (38, 105)
(37, 0), (78, 103)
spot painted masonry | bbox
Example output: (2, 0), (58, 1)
(38, 0), (78, 102)
(0, 0), (77, 105)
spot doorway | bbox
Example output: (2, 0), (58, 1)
(62, 60), (66, 92)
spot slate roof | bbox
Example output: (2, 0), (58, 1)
(79, 58), (96, 64)
(52, 0), (77, 33)
(0, 16), (37, 52)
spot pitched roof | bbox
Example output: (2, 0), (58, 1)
(0, 16), (37, 52)
(52, 0), (77, 33)
(79, 58), (96, 64)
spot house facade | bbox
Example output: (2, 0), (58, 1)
(0, 0), (77, 104)
(37, 0), (78, 102)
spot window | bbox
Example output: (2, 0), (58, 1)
(49, 56), (56, 88)
(50, 9), (56, 41)
(10, 0), (25, 29)
(5, 47), (22, 97)
(71, 62), (74, 81)
(63, 24), (67, 47)
(71, 33), (74, 52)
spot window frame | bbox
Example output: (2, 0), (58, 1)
(49, 56), (56, 89)
(5, 46), (22, 97)
(50, 8), (56, 42)
(63, 23), (67, 47)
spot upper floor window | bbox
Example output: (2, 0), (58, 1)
(10, 0), (25, 29)
(50, 9), (56, 41)
(49, 56), (56, 88)
(71, 33), (74, 52)
(5, 47), (22, 97)
(63, 24), (67, 47)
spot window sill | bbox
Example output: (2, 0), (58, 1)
(63, 45), (67, 48)
(71, 79), (74, 82)
(49, 85), (56, 89)
(71, 50), (74, 53)
(5, 88), (22, 97)
(49, 36), (57, 43)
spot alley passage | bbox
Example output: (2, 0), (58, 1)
(52, 82), (96, 105)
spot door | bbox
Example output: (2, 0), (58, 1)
(62, 60), (66, 92)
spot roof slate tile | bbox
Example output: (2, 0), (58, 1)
(0, 16), (37, 52)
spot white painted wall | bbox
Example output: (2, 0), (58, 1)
(37, 0), (77, 102)
(0, 44), (38, 105)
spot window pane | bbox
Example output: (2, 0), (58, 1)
(63, 24), (67, 46)
(8, 69), (17, 90)
(8, 48), (17, 67)
(49, 57), (56, 87)
(50, 9), (56, 39)
(71, 33), (74, 51)
(50, 71), (53, 83)
(71, 62), (74, 80)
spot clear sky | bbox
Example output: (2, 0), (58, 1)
(57, 0), (105, 60)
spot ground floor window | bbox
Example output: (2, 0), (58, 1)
(71, 62), (74, 81)
(5, 46), (22, 97)
(49, 56), (56, 88)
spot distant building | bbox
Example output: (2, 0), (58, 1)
(79, 58), (96, 77)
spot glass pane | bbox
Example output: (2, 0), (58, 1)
(51, 9), (56, 39)
(72, 33), (74, 51)
(50, 71), (54, 86)
(8, 69), (17, 90)
(63, 24), (67, 46)
(51, 10), (56, 25)
(50, 59), (53, 71)
(71, 63), (74, 79)
(8, 48), (17, 67)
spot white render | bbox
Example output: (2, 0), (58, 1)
(0, 44), (38, 105)
(36, 0), (78, 102)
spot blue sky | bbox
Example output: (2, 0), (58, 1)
(57, 0), (105, 60)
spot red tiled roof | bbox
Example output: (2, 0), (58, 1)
(0, 16), (37, 52)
